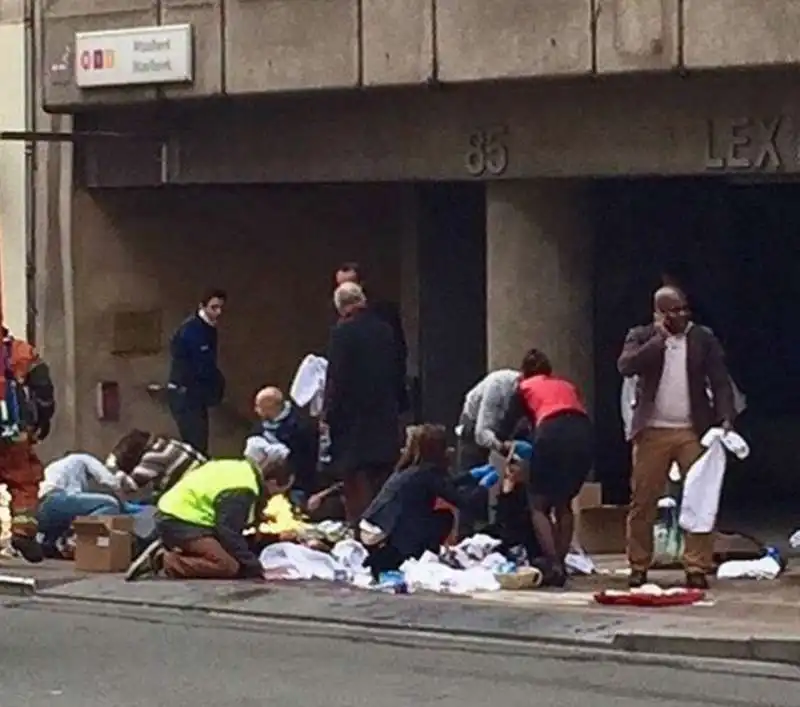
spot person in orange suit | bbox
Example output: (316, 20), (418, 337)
(0, 326), (55, 562)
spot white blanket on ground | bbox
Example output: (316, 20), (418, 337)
(401, 551), (501, 594)
(716, 556), (781, 581)
(258, 535), (506, 594)
(679, 428), (750, 534)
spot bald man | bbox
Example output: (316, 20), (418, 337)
(618, 286), (735, 591)
(249, 386), (319, 501)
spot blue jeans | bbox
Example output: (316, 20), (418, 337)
(37, 491), (123, 548)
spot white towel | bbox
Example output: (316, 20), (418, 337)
(290, 354), (328, 416)
(679, 428), (749, 534)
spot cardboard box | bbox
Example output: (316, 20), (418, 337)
(571, 482), (604, 549)
(574, 482), (603, 510)
(578, 505), (629, 555)
(72, 515), (135, 572)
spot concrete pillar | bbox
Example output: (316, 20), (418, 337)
(486, 180), (594, 412)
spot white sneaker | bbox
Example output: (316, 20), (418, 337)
(125, 539), (165, 582)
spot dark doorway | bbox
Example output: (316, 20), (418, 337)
(417, 183), (487, 431)
(592, 177), (800, 519)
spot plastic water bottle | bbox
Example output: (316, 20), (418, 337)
(765, 546), (783, 569)
(376, 570), (408, 594)
(318, 427), (332, 466)
(495, 561), (517, 575)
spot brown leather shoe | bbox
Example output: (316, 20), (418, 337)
(685, 572), (709, 590)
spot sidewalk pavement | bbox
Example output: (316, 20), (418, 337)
(2, 556), (799, 665)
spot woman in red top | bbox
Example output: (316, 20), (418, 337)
(518, 349), (593, 586)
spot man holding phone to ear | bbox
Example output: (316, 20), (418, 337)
(617, 286), (736, 591)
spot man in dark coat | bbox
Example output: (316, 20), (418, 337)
(323, 282), (400, 523)
(334, 262), (409, 416)
(617, 286), (735, 590)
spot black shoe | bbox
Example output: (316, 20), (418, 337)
(542, 561), (567, 588)
(41, 543), (62, 560)
(685, 572), (709, 590)
(125, 539), (165, 582)
(628, 570), (648, 588)
(11, 535), (43, 564)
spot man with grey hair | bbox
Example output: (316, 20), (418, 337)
(125, 441), (293, 581)
(324, 281), (401, 523)
(333, 281), (367, 313)
(334, 262), (409, 415)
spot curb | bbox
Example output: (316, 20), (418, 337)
(613, 633), (800, 666)
(34, 590), (800, 667)
(0, 574), (37, 597)
(34, 591), (614, 649)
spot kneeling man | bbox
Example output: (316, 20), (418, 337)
(126, 439), (293, 581)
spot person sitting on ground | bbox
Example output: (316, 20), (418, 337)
(125, 439), (294, 582)
(249, 386), (319, 504)
(359, 424), (496, 578)
(106, 429), (207, 502)
(516, 348), (594, 587)
(37, 452), (138, 559)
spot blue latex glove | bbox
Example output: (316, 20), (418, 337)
(510, 440), (534, 463)
(122, 502), (145, 514)
(478, 470), (500, 488)
(469, 463), (496, 481)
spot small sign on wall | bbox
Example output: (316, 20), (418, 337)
(96, 381), (120, 422)
(74, 24), (193, 89)
(111, 309), (163, 356)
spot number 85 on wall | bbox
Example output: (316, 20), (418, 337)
(465, 127), (510, 178)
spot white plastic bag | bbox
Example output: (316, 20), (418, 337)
(790, 530), (800, 549)
(620, 377), (637, 440)
(679, 429), (749, 534)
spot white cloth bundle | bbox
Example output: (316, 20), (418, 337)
(679, 428), (749, 534)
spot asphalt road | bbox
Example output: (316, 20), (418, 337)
(2, 601), (799, 707)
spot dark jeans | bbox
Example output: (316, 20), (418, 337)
(37, 491), (122, 550)
(455, 434), (490, 536)
(168, 390), (209, 456)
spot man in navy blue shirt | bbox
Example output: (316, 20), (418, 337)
(167, 289), (226, 455)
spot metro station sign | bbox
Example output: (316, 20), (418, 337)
(74, 25), (193, 89)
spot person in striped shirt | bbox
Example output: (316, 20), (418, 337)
(106, 429), (207, 501)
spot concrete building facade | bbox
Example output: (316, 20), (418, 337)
(0, 0), (31, 337)
(29, 1), (800, 503)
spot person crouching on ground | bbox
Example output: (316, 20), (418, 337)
(359, 424), (496, 578)
(125, 439), (294, 581)
(106, 429), (207, 502)
(517, 348), (593, 587)
(37, 452), (138, 559)
(250, 386), (319, 505)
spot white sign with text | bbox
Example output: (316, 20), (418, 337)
(75, 24), (193, 88)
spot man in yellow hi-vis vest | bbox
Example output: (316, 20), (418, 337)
(125, 439), (293, 581)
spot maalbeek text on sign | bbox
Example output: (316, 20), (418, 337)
(74, 25), (193, 89)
